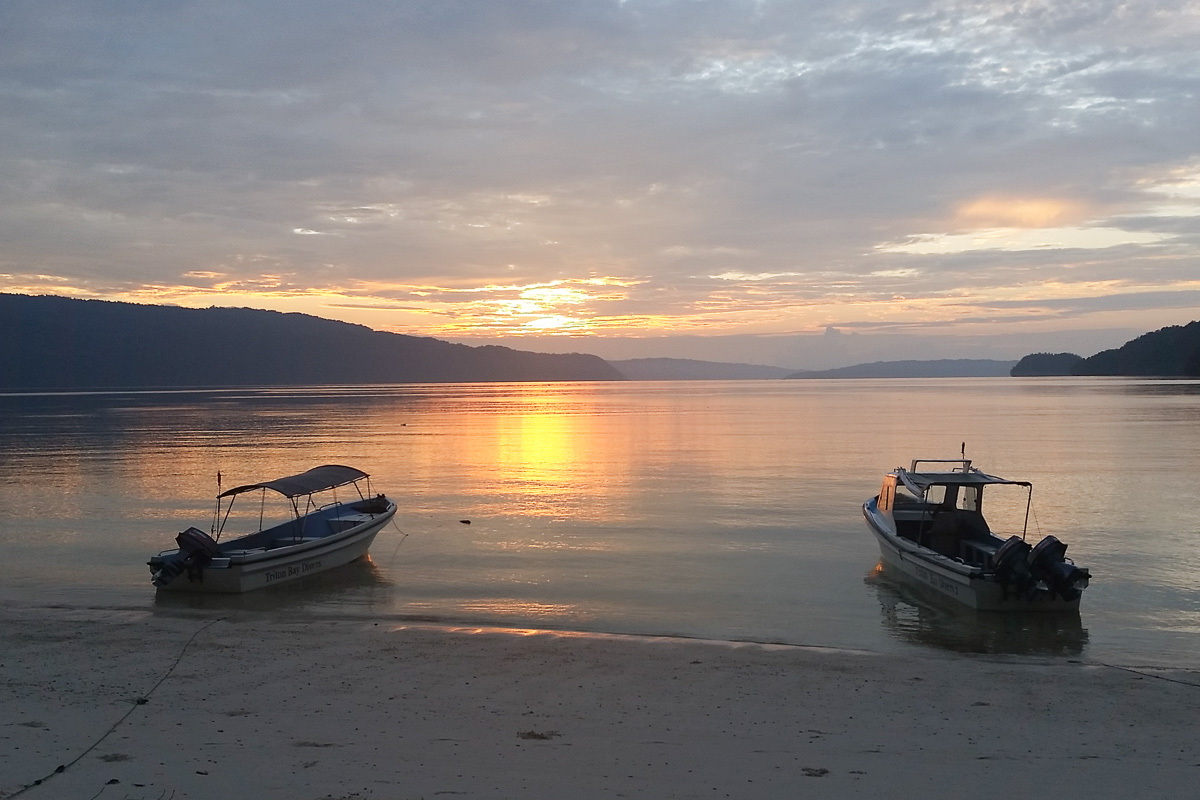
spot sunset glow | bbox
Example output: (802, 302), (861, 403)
(3, 2), (1199, 365)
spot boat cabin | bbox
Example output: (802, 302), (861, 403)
(876, 459), (1031, 566)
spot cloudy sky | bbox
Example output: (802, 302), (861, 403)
(3, 0), (1199, 367)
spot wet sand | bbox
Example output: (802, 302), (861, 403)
(2, 607), (1198, 799)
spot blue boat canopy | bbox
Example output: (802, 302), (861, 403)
(218, 465), (369, 499)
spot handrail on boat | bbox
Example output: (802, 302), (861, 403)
(908, 457), (972, 472)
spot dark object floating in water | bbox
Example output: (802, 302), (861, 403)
(517, 730), (560, 740)
(460, 519), (471, 524)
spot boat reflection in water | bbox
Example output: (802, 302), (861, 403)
(152, 555), (394, 614)
(864, 562), (1089, 657)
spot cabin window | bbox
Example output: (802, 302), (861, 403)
(960, 486), (981, 511)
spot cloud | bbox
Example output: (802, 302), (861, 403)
(1, 0), (1199, 358)
(877, 225), (1173, 254)
(953, 197), (1092, 229)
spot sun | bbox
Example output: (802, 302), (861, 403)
(524, 315), (577, 330)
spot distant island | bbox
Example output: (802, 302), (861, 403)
(1010, 352), (1085, 376)
(0, 294), (623, 390)
(786, 359), (1017, 379)
(609, 358), (794, 381)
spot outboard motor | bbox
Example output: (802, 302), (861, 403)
(990, 535), (1033, 586)
(1027, 535), (1090, 601)
(990, 536), (1038, 598)
(152, 527), (221, 587)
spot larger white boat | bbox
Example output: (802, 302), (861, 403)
(862, 456), (1090, 610)
(148, 464), (396, 593)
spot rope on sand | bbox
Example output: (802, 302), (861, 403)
(1, 616), (225, 800)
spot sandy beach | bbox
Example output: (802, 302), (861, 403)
(2, 606), (1197, 800)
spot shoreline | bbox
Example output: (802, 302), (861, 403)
(3, 607), (1198, 799)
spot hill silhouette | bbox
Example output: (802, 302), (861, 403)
(609, 358), (793, 380)
(0, 294), (624, 389)
(1010, 352), (1084, 376)
(1072, 321), (1200, 376)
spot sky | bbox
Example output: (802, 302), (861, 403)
(2, 0), (1199, 368)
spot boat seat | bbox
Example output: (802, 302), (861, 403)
(962, 539), (998, 565)
(956, 510), (992, 540)
(925, 510), (989, 557)
(929, 510), (990, 538)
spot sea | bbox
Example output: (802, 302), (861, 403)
(1, 378), (1197, 668)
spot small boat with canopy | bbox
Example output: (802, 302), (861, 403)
(148, 464), (395, 593)
(862, 452), (1090, 610)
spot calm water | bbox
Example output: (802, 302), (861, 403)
(1, 379), (1197, 667)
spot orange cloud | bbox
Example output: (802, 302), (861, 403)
(953, 197), (1090, 229)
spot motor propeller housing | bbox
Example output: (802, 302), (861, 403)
(991, 535), (1032, 580)
(1027, 535), (1090, 600)
(151, 527), (220, 587)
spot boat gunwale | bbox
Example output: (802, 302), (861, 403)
(149, 500), (396, 567)
(863, 499), (986, 580)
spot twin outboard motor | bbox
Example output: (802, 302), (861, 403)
(990, 534), (1090, 601)
(151, 527), (221, 587)
(991, 536), (1033, 584)
(1027, 535), (1090, 601)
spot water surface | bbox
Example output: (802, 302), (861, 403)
(1, 379), (1196, 667)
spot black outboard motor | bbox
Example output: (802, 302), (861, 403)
(1027, 535), (1090, 601)
(990, 535), (1033, 587)
(152, 527), (221, 587)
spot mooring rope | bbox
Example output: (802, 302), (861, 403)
(386, 517), (410, 567)
(1, 616), (225, 800)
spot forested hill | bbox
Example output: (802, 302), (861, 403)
(1072, 321), (1200, 376)
(0, 294), (624, 389)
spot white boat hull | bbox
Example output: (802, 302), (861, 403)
(151, 506), (394, 593)
(863, 501), (1080, 611)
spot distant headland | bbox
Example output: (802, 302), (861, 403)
(0, 294), (623, 390)
(1010, 321), (1200, 377)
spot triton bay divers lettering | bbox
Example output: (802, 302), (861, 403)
(264, 560), (324, 583)
(912, 565), (960, 596)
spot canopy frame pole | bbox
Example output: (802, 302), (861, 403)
(215, 495), (238, 542)
(211, 471), (222, 538)
(1022, 486), (1032, 541)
